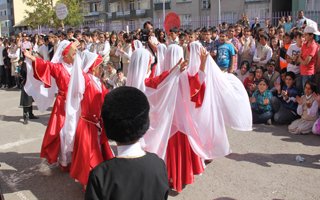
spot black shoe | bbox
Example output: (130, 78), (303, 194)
(23, 113), (29, 124)
(29, 114), (39, 119)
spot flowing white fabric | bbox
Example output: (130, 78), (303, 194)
(156, 43), (167, 76)
(163, 44), (183, 72)
(126, 48), (180, 159)
(171, 42), (252, 159)
(59, 51), (98, 166)
(24, 40), (71, 112)
(133, 40), (143, 50)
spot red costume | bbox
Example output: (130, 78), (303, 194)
(33, 57), (71, 164)
(70, 72), (114, 186)
(166, 72), (205, 192)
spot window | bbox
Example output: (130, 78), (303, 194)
(128, 20), (135, 31)
(306, 0), (320, 11)
(117, 2), (121, 12)
(202, 0), (210, 9)
(90, 3), (98, 12)
(180, 14), (192, 28)
(129, 0), (135, 10)
(137, 0), (141, 10)
(176, 0), (192, 3)
(4, 10), (6, 16)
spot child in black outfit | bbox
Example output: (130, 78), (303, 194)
(85, 86), (169, 200)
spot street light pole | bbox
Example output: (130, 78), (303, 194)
(163, 0), (165, 26)
(218, 0), (221, 25)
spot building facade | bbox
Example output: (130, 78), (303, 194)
(0, 0), (14, 36)
(105, 0), (153, 32)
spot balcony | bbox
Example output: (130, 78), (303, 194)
(154, 2), (171, 10)
(110, 9), (153, 20)
(84, 11), (100, 17)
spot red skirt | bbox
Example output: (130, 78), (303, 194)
(166, 131), (204, 192)
(40, 96), (65, 164)
(70, 119), (114, 186)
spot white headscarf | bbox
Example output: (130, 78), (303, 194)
(126, 48), (181, 159)
(156, 43), (167, 75)
(132, 40), (143, 50)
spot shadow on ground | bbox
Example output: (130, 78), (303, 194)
(253, 124), (320, 147)
(0, 152), (83, 200)
(227, 152), (320, 169)
(0, 114), (50, 126)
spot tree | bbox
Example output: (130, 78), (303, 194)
(57, 0), (83, 27)
(23, 0), (83, 29)
(23, 0), (55, 29)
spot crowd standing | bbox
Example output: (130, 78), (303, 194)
(0, 9), (320, 199)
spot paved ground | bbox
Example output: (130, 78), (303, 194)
(0, 89), (319, 200)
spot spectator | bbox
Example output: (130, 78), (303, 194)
(298, 23), (320, 88)
(244, 69), (255, 96)
(250, 78), (273, 124)
(0, 38), (5, 88)
(239, 27), (255, 64)
(216, 30), (236, 73)
(283, 16), (293, 33)
(289, 81), (318, 134)
(112, 69), (127, 89)
(286, 31), (304, 93)
(272, 72), (299, 124)
(228, 25), (242, 70)
(270, 36), (280, 71)
(85, 86), (169, 200)
(253, 33), (272, 69)
(109, 32), (120, 69)
(295, 10), (306, 29)
(201, 28), (215, 58)
(235, 60), (250, 83)
(263, 59), (280, 90)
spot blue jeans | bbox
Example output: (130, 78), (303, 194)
(252, 110), (273, 124)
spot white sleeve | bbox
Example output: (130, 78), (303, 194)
(286, 45), (293, 58)
(297, 104), (303, 116)
(253, 48), (259, 62)
(260, 48), (273, 64)
(99, 41), (111, 56)
(198, 70), (206, 84)
(307, 101), (319, 117)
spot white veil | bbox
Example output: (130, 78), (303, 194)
(59, 51), (98, 166)
(172, 41), (252, 159)
(156, 43), (167, 75)
(126, 48), (181, 159)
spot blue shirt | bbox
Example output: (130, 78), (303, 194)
(251, 90), (273, 113)
(216, 43), (235, 68)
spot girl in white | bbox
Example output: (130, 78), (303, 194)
(289, 81), (319, 134)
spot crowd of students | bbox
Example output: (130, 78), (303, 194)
(1, 9), (320, 199)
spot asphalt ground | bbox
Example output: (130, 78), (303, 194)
(0, 88), (319, 200)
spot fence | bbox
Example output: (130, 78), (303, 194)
(24, 11), (320, 35)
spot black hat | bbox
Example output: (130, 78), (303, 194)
(101, 86), (150, 144)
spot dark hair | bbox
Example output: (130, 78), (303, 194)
(285, 71), (296, 80)
(294, 30), (303, 38)
(109, 32), (118, 46)
(123, 33), (133, 43)
(143, 21), (153, 29)
(258, 78), (269, 86)
(240, 60), (250, 71)
(101, 86), (150, 143)
(304, 81), (317, 93)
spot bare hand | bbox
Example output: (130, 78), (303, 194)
(250, 97), (256, 103)
(180, 60), (188, 72)
(263, 98), (269, 105)
(296, 96), (303, 105)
